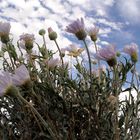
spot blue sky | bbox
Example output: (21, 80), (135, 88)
(0, 0), (140, 71)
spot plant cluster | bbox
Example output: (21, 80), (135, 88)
(0, 19), (139, 140)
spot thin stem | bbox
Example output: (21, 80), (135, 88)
(134, 71), (140, 117)
(129, 64), (136, 102)
(70, 56), (72, 79)
(54, 39), (64, 66)
(6, 43), (15, 70)
(30, 108), (43, 132)
(94, 41), (101, 82)
(113, 66), (120, 140)
(83, 39), (94, 104)
(83, 39), (92, 79)
(17, 41), (24, 56)
(17, 92), (58, 140)
(42, 35), (49, 59)
(125, 63), (136, 136)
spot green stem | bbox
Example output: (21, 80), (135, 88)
(6, 43), (15, 70)
(83, 39), (92, 79)
(70, 56), (72, 79)
(134, 71), (140, 117)
(129, 64), (136, 102)
(54, 39), (64, 67)
(17, 92), (58, 140)
(83, 39), (94, 103)
(125, 63), (136, 136)
(113, 66), (120, 140)
(17, 41), (24, 57)
(42, 35), (49, 59)
(94, 41), (101, 82)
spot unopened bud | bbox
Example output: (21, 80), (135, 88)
(116, 51), (121, 57)
(48, 27), (57, 40)
(39, 29), (46, 36)
(131, 52), (138, 63)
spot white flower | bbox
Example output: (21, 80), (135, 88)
(19, 33), (35, 50)
(123, 43), (138, 62)
(66, 44), (84, 57)
(86, 25), (99, 41)
(0, 72), (13, 96)
(0, 22), (11, 35)
(12, 65), (30, 86)
(47, 58), (60, 69)
(66, 18), (87, 40)
(0, 22), (11, 43)
(20, 33), (35, 42)
(95, 44), (117, 67)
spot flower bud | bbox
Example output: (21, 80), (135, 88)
(48, 27), (57, 40)
(25, 41), (33, 50)
(90, 35), (97, 42)
(123, 43), (138, 63)
(39, 29), (46, 36)
(0, 22), (11, 44)
(116, 51), (121, 57)
(131, 52), (138, 63)
(107, 57), (117, 67)
(0, 34), (10, 44)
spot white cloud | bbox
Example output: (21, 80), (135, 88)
(117, 0), (140, 24)
(0, 0), (126, 54)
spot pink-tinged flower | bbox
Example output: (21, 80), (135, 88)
(66, 44), (84, 57)
(48, 27), (57, 40)
(0, 22), (11, 34)
(46, 58), (61, 69)
(12, 65), (30, 86)
(66, 18), (87, 40)
(0, 21), (11, 43)
(123, 43), (138, 62)
(86, 25), (99, 42)
(95, 44), (117, 67)
(19, 33), (35, 50)
(0, 72), (13, 96)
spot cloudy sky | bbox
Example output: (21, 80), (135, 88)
(0, 0), (140, 70)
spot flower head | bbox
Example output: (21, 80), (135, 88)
(66, 44), (84, 57)
(19, 33), (35, 51)
(48, 27), (57, 40)
(123, 43), (138, 63)
(86, 25), (99, 42)
(95, 44), (117, 67)
(12, 65), (30, 87)
(39, 29), (46, 36)
(66, 18), (87, 40)
(0, 72), (13, 96)
(46, 58), (61, 69)
(0, 21), (11, 43)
